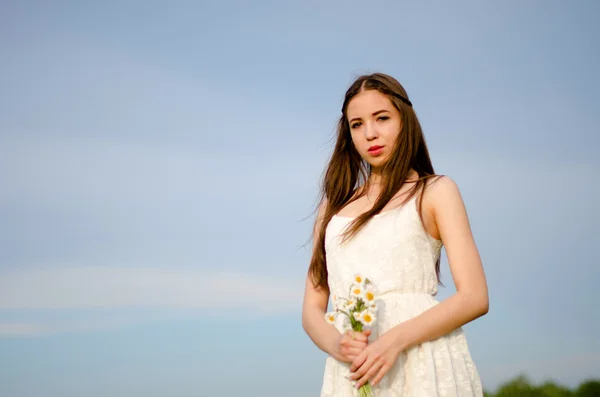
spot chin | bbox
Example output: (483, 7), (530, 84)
(365, 158), (388, 169)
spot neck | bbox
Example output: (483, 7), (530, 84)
(368, 169), (384, 185)
(364, 168), (419, 193)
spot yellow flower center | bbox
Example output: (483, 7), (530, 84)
(363, 314), (372, 323)
(365, 291), (374, 301)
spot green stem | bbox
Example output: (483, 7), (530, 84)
(337, 309), (351, 318)
(353, 320), (363, 332)
(358, 382), (373, 397)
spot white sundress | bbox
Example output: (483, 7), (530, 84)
(320, 195), (484, 397)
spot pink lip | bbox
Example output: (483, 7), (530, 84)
(368, 145), (384, 156)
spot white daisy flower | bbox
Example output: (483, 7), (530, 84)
(350, 285), (365, 299)
(364, 288), (376, 304)
(345, 299), (356, 311)
(324, 312), (336, 324)
(353, 274), (366, 286)
(360, 311), (376, 326)
(367, 302), (378, 313)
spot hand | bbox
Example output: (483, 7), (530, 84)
(349, 328), (403, 388)
(333, 329), (372, 363)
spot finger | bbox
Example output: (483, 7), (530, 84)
(343, 331), (363, 341)
(342, 347), (364, 358)
(351, 331), (370, 342)
(350, 354), (375, 379)
(356, 360), (384, 388)
(348, 339), (368, 350)
(340, 334), (359, 346)
(370, 362), (392, 387)
(362, 329), (372, 337)
(349, 351), (367, 373)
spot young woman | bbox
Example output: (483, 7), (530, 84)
(302, 73), (489, 396)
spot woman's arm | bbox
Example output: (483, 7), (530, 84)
(302, 201), (370, 363)
(301, 275), (341, 358)
(389, 176), (489, 350)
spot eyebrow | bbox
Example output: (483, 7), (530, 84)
(349, 109), (390, 124)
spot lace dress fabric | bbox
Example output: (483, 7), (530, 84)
(320, 196), (483, 397)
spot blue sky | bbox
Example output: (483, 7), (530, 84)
(1, 1), (599, 396)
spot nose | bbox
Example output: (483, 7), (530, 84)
(364, 121), (378, 141)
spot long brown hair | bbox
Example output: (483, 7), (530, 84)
(308, 73), (440, 292)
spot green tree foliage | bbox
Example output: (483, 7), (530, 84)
(493, 375), (545, 397)
(484, 375), (599, 397)
(575, 380), (600, 397)
(538, 381), (574, 397)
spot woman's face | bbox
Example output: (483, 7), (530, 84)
(346, 90), (402, 170)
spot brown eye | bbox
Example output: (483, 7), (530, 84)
(351, 122), (362, 129)
(378, 116), (390, 121)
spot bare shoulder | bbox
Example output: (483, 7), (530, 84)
(424, 175), (487, 304)
(422, 175), (464, 210)
(420, 175), (468, 240)
(425, 175), (460, 197)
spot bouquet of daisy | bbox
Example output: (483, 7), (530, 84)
(325, 274), (378, 397)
